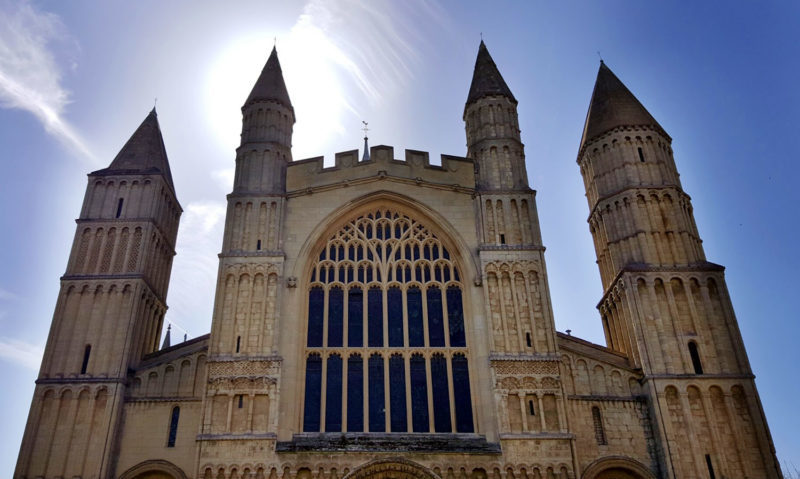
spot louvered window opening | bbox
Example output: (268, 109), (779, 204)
(302, 209), (474, 434)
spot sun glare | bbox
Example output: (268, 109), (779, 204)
(204, 22), (353, 163)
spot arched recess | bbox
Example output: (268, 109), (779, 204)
(118, 459), (188, 479)
(342, 458), (441, 479)
(581, 456), (656, 479)
(291, 190), (480, 284)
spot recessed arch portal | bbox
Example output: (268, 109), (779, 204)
(301, 201), (475, 434)
(581, 456), (656, 479)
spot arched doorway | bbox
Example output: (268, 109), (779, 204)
(118, 459), (188, 479)
(342, 458), (441, 479)
(581, 457), (655, 479)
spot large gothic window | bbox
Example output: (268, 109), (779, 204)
(302, 208), (474, 433)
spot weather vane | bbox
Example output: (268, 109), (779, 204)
(362, 120), (369, 139)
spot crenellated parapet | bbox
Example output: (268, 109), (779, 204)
(286, 146), (475, 194)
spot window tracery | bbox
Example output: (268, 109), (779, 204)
(302, 208), (474, 433)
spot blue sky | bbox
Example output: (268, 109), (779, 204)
(1, 0), (798, 474)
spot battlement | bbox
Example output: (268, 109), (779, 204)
(286, 145), (475, 193)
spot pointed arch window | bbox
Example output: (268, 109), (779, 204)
(302, 208), (474, 434)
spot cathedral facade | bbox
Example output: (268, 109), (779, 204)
(14, 42), (782, 479)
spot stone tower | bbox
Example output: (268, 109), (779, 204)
(15, 109), (181, 478)
(198, 46), (291, 460)
(465, 41), (564, 436)
(577, 61), (781, 477)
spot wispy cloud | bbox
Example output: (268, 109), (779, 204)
(0, 287), (19, 301)
(0, 337), (43, 370)
(0, 0), (94, 162)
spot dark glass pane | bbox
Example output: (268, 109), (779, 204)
(424, 264), (431, 283)
(167, 406), (180, 447)
(347, 355), (364, 431)
(447, 287), (466, 347)
(358, 267), (364, 283)
(415, 265), (422, 283)
(366, 267), (373, 283)
(387, 288), (404, 347)
(427, 287), (445, 347)
(307, 288), (324, 347)
(325, 355), (343, 432)
(339, 266), (345, 283)
(435, 265), (442, 283)
(303, 355), (322, 431)
(452, 354), (474, 432)
(424, 244), (431, 260)
(368, 288), (383, 347)
(319, 250), (326, 261)
(347, 267), (353, 283)
(431, 354), (452, 432)
(368, 355), (385, 431)
(410, 355), (429, 432)
(328, 267), (334, 283)
(442, 247), (450, 260)
(349, 245), (355, 261)
(389, 355), (407, 432)
(414, 245), (420, 260)
(443, 266), (450, 283)
(311, 269), (316, 282)
(454, 267), (460, 282)
(348, 288), (363, 347)
(405, 245), (411, 260)
(327, 287), (343, 347)
(407, 288), (424, 347)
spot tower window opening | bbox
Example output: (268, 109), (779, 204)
(705, 454), (716, 479)
(81, 344), (91, 374)
(236, 336), (241, 353)
(167, 406), (180, 447)
(237, 395), (244, 409)
(689, 341), (703, 374)
(637, 147), (645, 162)
(257, 239), (262, 250)
(528, 400), (535, 415)
(116, 198), (124, 218)
(525, 332), (532, 348)
(499, 234), (506, 244)
(592, 406), (607, 445)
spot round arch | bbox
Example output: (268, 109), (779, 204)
(342, 458), (441, 479)
(581, 456), (656, 479)
(118, 459), (188, 479)
(291, 190), (480, 285)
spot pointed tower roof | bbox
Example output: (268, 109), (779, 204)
(94, 108), (175, 189)
(245, 46), (293, 111)
(465, 40), (516, 108)
(581, 61), (669, 147)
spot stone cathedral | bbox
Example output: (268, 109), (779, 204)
(15, 41), (782, 479)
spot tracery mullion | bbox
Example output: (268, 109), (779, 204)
(425, 353), (435, 432)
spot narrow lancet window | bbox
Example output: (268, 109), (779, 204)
(389, 354), (407, 432)
(410, 354), (429, 432)
(689, 341), (704, 374)
(368, 354), (385, 431)
(302, 354), (322, 432)
(116, 198), (124, 218)
(81, 344), (91, 374)
(637, 147), (645, 162)
(347, 354), (364, 431)
(167, 406), (179, 447)
(325, 355), (343, 432)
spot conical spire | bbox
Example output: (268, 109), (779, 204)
(161, 324), (171, 349)
(581, 61), (668, 147)
(97, 108), (174, 189)
(465, 40), (516, 108)
(245, 46), (293, 110)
